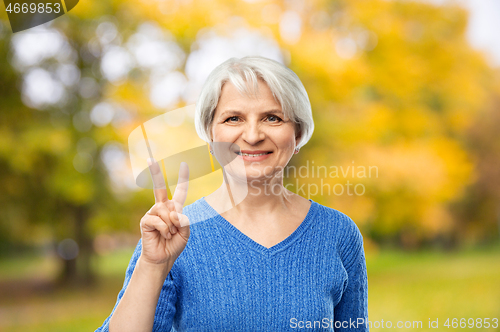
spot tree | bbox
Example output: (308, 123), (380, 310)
(449, 74), (500, 246)
(0, 0), (498, 284)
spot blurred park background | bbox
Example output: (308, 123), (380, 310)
(0, 0), (499, 331)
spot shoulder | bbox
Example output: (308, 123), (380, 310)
(312, 202), (364, 261)
(313, 201), (362, 241)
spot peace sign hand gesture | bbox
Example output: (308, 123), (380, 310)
(139, 159), (190, 267)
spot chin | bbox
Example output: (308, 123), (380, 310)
(223, 162), (283, 183)
(246, 167), (281, 181)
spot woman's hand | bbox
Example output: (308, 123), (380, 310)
(139, 159), (190, 267)
(108, 160), (189, 332)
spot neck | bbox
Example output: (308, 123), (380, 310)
(208, 169), (294, 216)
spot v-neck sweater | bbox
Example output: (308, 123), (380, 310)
(96, 197), (369, 332)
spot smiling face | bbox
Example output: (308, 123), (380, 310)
(211, 79), (300, 182)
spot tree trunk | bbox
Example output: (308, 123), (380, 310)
(75, 204), (95, 285)
(59, 204), (95, 286)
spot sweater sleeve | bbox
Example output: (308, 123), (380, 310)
(334, 216), (369, 331)
(94, 239), (178, 332)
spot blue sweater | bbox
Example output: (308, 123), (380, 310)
(96, 197), (368, 331)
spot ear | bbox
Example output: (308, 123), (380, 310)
(295, 128), (302, 147)
(209, 124), (214, 142)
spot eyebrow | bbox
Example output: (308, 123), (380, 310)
(218, 109), (285, 118)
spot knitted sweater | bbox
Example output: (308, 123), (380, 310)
(96, 197), (369, 331)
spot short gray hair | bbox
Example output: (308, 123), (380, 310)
(194, 56), (314, 149)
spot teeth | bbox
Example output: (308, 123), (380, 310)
(238, 152), (269, 157)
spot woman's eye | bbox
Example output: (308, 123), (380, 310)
(267, 115), (283, 122)
(225, 116), (239, 123)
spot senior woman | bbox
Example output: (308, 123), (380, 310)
(96, 56), (368, 332)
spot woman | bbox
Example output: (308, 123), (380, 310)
(97, 56), (368, 331)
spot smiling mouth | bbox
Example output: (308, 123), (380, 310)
(236, 152), (272, 157)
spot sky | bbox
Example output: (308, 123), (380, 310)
(424, 0), (500, 67)
(463, 0), (500, 67)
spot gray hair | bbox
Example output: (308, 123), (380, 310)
(194, 56), (314, 149)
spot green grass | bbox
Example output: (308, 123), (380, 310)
(0, 252), (59, 281)
(0, 246), (499, 331)
(0, 248), (135, 332)
(366, 246), (500, 331)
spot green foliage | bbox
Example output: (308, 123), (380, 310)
(0, 0), (499, 268)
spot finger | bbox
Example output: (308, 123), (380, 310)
(170, 225), (178, 234)
(141, 215), (170, 239)
(147, 158), (169, 203)
(154, 205), (177, 234)
(178, 214), (190, 228)
(164, 202), (179, 233)
(170, 210), (190, 228)
(172, 162), (190, 210)
(146, 202), (163, 216)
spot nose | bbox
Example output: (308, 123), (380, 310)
(241, 122), (265, 145)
